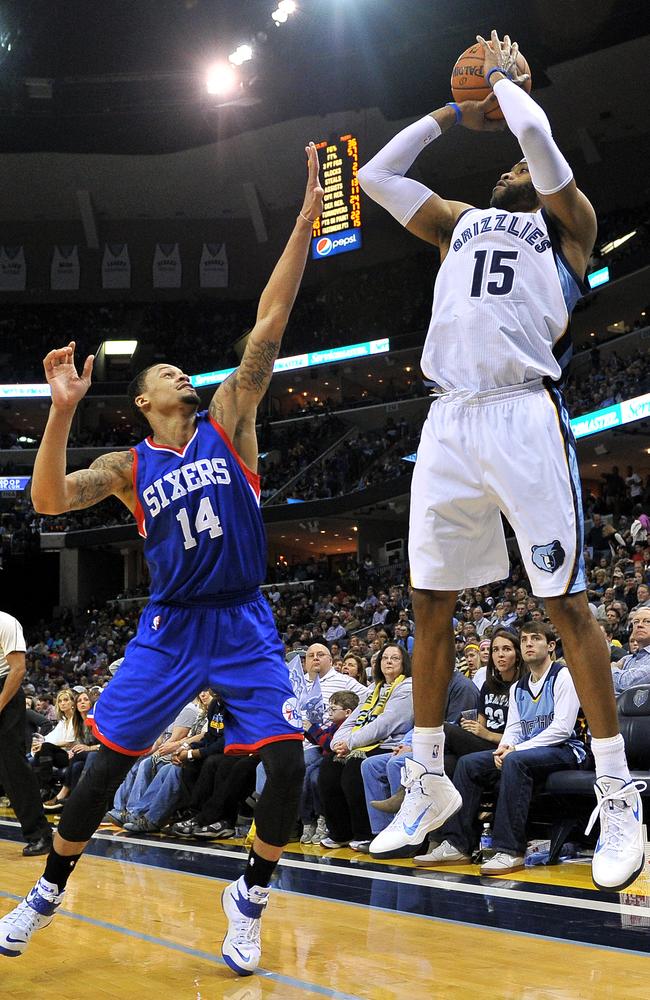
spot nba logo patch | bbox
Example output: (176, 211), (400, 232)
(281, 697), (302, 729)
(151, 615), (161, 631)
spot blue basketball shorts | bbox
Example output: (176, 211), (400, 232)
(88, 592), (303, 755)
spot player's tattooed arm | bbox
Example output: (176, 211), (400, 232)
(236, 339), (281, 397)
(64, 450), (135, 512)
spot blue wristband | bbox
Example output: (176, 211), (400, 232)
(445, 101), (462, 124)
(486, 67), (507, 88)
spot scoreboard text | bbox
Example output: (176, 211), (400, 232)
(311, 134), (362, 259)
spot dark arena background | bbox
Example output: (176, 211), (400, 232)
(0, 2), (649, 997)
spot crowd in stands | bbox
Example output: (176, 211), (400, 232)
(11, 514), (650, 863)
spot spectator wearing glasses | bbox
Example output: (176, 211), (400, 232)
(611, 611), (650, 694)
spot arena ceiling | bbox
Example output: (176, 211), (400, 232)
(0, 2), (648, 223)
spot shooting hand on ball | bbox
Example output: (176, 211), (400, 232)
(477, 30), (530, 87)
(458, 93), (506, 132)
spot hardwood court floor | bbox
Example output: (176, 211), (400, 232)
(1, 818), (649, 1000)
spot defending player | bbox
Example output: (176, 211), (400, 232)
(0, 144), (323, 974)
(357, 32), (644, 890)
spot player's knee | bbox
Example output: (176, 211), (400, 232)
(412, 588), (458, 628)
(83, 746), (140, 799)
(260, 739), (305, 795)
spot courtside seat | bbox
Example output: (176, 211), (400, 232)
(539, 687), (650, 862)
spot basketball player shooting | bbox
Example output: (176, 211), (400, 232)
(0, 143), (324, 975)
(358, 31), (645, 891)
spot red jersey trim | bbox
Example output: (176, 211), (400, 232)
(224, 732), (304, 755)
(130, 447), (147, 539)
(208, 416), (261, 500)
(144, 426), (198, 457)
(87, 715), (151, 757)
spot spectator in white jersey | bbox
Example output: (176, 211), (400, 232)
(358, 30), (643, 891)
(414, 622), (589, 874)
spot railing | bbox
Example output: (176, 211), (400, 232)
(261, 426), (359, 507)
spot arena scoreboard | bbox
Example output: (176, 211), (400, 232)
(311, 134), (362, 260)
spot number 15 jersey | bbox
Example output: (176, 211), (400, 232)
(131, 412), (266, 605)
(420, 206), (588, 392)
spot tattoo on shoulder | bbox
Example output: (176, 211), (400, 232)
(209, 370), (238, 425)
(68, 450), (134, 510)
(237, 340), (280, 394)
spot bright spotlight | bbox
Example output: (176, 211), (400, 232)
(228, 44), (253, 66)
(278, 0), (297, 13)
(271, 9), (289, 24)
(206, 63), (238, 95)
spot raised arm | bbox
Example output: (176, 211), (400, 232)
(208, 143), (323, 468)
(357, 95), (502, 250)
(479, 30), (597, 273)
(31, 342), (135, 515)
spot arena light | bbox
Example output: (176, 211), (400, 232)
(271, 9), (289, 24)
(278, 0), (297, 12)
(206, 63), (238, 96)
(103, 340), (138, 356)
(600, 230), (636, 254)
(587, 266), (610, 289)
(228, 44), (253, 66)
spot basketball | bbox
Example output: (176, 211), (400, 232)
(451, 41), (531, 119)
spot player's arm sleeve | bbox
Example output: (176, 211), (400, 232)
(357, 116), (441, 226)
(492, 78), (573, 195)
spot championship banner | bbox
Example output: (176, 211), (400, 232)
(153, 242), (181, 288)
(102, 243), (131, 289)
(199, 242), (228, 288)
(50, 245), (80, 290)
(0, 246), (26, 291)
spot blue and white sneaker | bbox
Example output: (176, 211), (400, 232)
(587, 776), (647, 891)
(369, 759), (461, 858)
(0, 878), (64, 957)
(221, 876), (270, 976)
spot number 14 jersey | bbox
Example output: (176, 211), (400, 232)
(131, 412), (266, 604)
(421, 206), (588, 393)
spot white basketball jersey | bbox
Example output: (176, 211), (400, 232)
(420, 207), (587, 392)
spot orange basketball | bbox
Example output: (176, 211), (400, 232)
(451, 42), (531, 120)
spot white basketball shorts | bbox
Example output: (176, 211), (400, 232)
(409, 380), (585, 597)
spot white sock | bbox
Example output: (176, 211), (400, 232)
(412, 726), (445, 776)
(590, 734), (631, 783)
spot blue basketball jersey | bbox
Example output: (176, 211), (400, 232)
(131, 411), (266, 604)
(514, 661), (586, 762)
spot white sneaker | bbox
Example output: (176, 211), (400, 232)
(0, 878), (64, 958)
(413, 840), (470, 867)
(349, 840), (371, 852)
(479, 851), (525, 876)
(320, 836), (349, 849)
(587, 776), (647, 891)
(221, 876), (270, 976)
(310, 816), (328, 845)
(369, 759), (461, 858)
(300, 823), (316, 844)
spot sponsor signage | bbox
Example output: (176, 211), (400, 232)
(310, 134), (362, 260)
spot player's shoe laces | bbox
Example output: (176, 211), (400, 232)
(0, 878), (64, 958)
(221, 876), (269, 976)
(587, 776), (647, 891)
(369, 759), (461, 857)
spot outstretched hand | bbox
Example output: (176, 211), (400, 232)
(299, 142), (324, 223)
(43, 341), (94, 412)
(477, 30), (530, 87)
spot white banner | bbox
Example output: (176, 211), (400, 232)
(153, 242), (181, 288)
(102, 243), (131, 289)
(50, 245), (80, 290)
(0, 246), (26, 291)
(200, 242), (228, 288)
